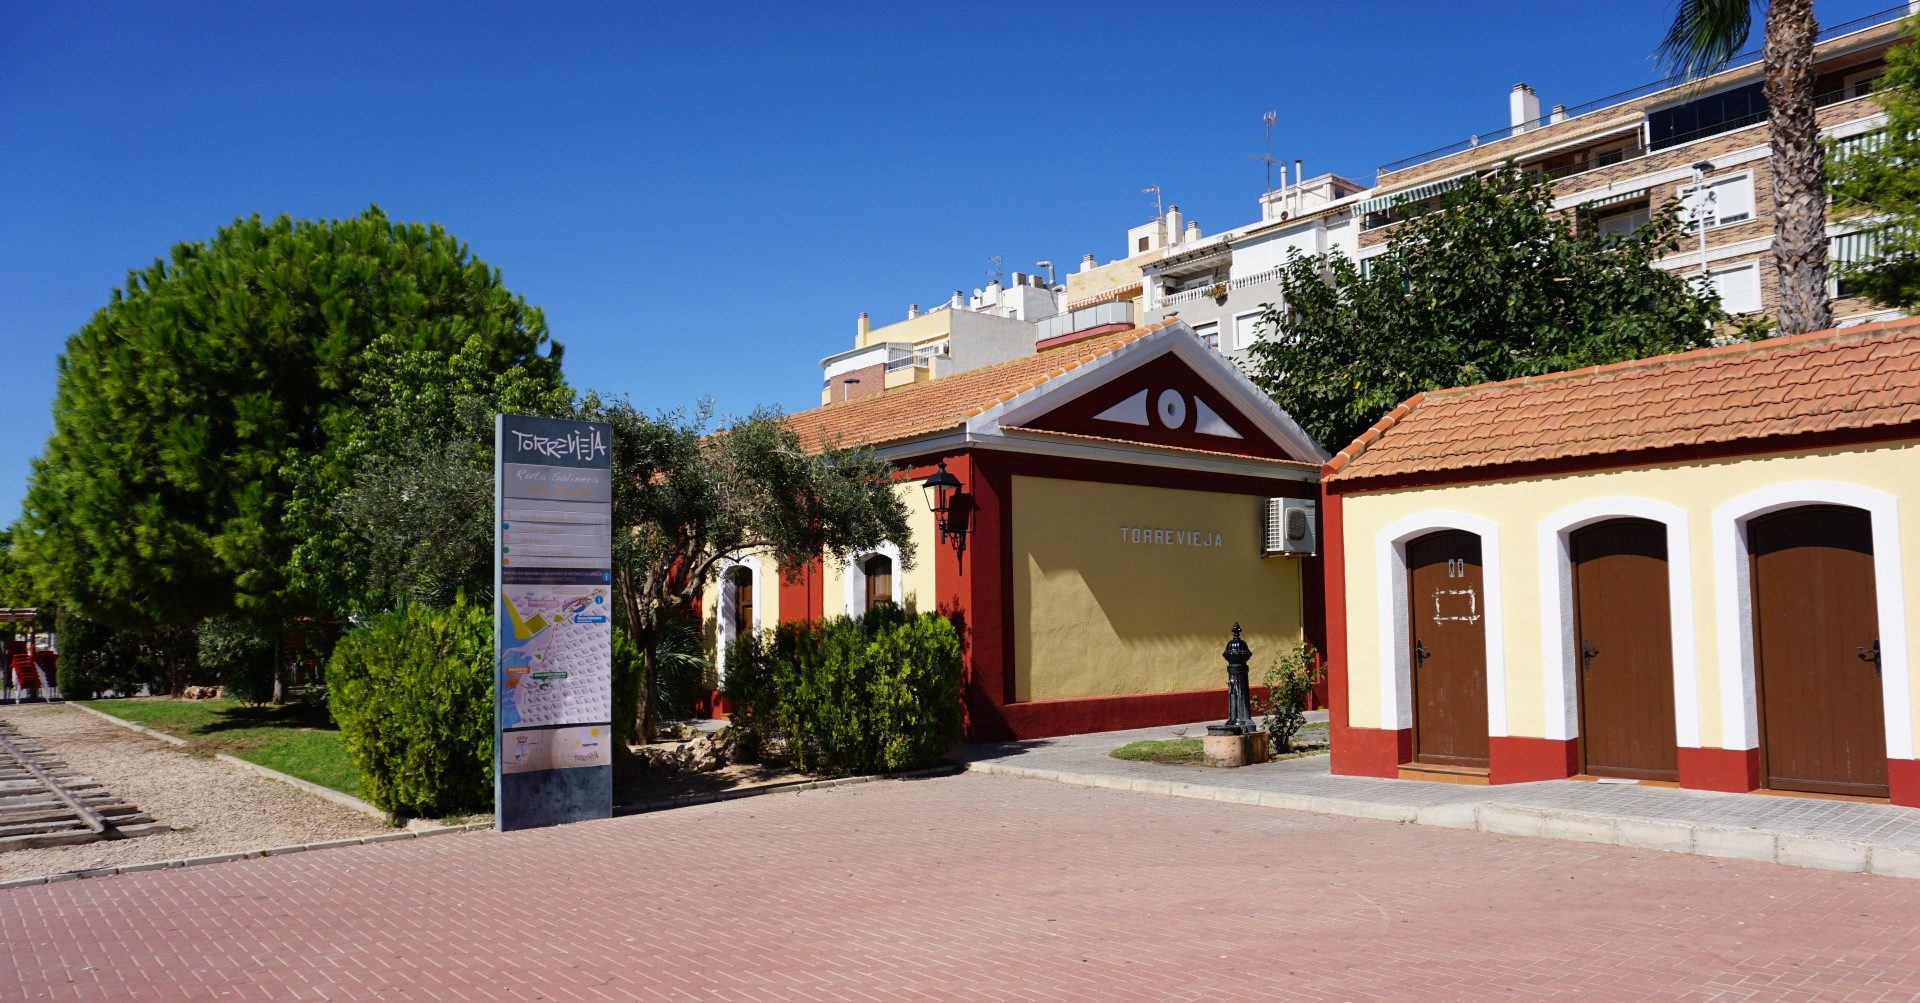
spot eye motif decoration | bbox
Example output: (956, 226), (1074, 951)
(1093, 388), (1243, 440)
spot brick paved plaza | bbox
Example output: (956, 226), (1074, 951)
(5, 772), (1920, 1001)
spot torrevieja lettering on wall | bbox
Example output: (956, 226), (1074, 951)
(1119, 526), (1226, 549)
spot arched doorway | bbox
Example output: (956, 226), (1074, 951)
(861, 554), (894, 614)
(727, 566), (754, 638)
(1750, 504), (1887, 797)
(1407, 530), (1488, 768)
(1572, 518), (1677, 780)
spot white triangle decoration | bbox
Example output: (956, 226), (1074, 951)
(1092, 389), (1151, 426)
(1192, 398), (1244, 439)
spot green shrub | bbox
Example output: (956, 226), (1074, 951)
(326, 597), (494, 816)
(1256, 641), (1324, 754)
(611, 628), (643, 750)
(197, 616), (276, 705)
(723, 607), (961, 776)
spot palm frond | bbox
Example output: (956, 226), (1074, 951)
(1656, 0), (1755, 79)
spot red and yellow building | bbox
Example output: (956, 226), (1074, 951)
(707, 320), (1328, 740)
(1322, 318), (1920, 806)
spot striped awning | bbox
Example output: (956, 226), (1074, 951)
(1582, 187), (1650, 210)
(1356, 175), (1465, 217)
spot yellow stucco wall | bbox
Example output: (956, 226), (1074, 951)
(1064, 255), (1151, 306)
(1012, 475), (1303, 701)
(1339, 441), (1920, 755)
(817, 481), (936, 616)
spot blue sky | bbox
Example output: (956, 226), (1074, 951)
(0, 1), (1898, 521)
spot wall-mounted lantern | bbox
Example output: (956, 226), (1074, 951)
(921, 459), (964, 547)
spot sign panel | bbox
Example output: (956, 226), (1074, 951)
(495, 414), (614, 831)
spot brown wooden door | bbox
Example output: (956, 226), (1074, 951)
(731, 568), (754, 633)
(1572, 519), (1678, 780)
(1751, 505), (1887, 798)
(862, 555), (893, 613)
(1408, 531), (1489, 768)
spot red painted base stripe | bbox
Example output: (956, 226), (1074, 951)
(1488, 736), (1578, 784)
(1890, 758), (1920, 809)
(988, 689), (1236, 742)
(1333, 726), (1410, 778)
(1677, 746), (1761, 793)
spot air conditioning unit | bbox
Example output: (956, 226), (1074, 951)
(1263, 497), (1318, 557)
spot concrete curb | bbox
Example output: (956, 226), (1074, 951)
(67, 702), (190, 747)
(965, 761), (1920, 881)
(212, 752), (389, 821)
(0, 822), (494, 892)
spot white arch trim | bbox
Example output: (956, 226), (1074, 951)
(843, 541), (904, 618)
(715, 554), (763, 683)
(1710, 481), (1912, 759)
(1372, 511), (1507, 737)
(1536, 498), (1697, 746)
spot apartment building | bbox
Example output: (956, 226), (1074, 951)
(1356, 7), (1910, 328)
(820, 273), (1063, 404)
(1139, 173), (1368, 363)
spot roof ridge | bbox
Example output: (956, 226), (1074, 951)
(1426, 316), (1920, 401)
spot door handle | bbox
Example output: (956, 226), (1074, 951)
(1414, 640), (1431, 663)
(1859, 640), (1881, 675)
(1581, 639), (1599, 672)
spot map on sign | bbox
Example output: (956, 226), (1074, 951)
(498, 582), (613, 730)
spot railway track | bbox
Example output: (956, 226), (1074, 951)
(0, 719), (168, 851)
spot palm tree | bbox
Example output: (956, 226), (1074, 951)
(1659, 0), (1833, 334)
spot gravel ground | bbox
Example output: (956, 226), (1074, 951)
(0, 703), (388, 881)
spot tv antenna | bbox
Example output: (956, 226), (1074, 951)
(1247, 110), (1282, 195)
(1141, 184), (1163, 221)
(985, 255), (1005, 284)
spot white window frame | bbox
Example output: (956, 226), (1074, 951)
(843, 542), (903, 617)
(1706, 262), (1763, 315)
(1231, 311), (1264, 351)
(1679, 171), (1755, 233)
(1191, 321), (1221, 351)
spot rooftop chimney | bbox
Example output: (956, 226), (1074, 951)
(951, 290), (964, 308)
(1080, 253), (1096, 273)
(1549, 103), (1567, 124)
(1510, 83), (1541, 133)
(1184, 220), (1200, 242)
(857, 311), (870, 342)
(1165, 204), (1183, 243)
(908, 304), (920, 319)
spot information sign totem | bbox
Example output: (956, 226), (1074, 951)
(494, 414), (615, 831)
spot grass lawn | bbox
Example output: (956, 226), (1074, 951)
(84, 697), (363, 799)
(1111, 729), (1331, 767)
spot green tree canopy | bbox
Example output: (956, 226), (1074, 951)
(1828, 12), (1920, 310)
(1245, 166), (1730, 451)
(16, 207), (564, 632)
(589, 399), (913, 740)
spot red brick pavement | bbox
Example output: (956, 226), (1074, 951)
(4, 772), (1919, 1001)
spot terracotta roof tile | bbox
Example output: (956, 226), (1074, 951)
(1326, 317), (1920, 484)
(783, 322), (1172, 453)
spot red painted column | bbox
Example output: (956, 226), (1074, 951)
(777, 557), (823, 625)
(955, 451), (1014, 741)
(1323, 482), (1413, 778)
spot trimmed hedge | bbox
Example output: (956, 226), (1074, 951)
(326, 597), (494, 816)
(724, 606), (961, 776)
